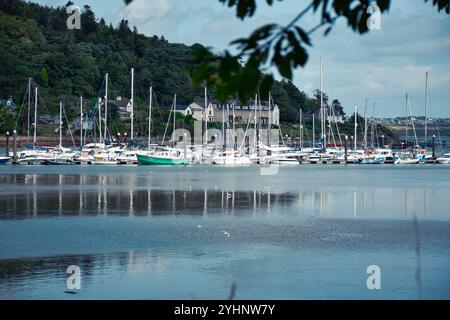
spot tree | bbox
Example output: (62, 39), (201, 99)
(81, 5), (98, 36)
(331, 99), (344, 117)
(40, 67), (49, 87)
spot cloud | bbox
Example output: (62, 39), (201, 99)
(124, 0), (172, 21)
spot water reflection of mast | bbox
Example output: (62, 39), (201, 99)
(58, 174), (62, 216)
(129, 189), (134, 217)
(353, 190), (357, 219)
(404, 189), (408, 218)
(423, 189), (427, 219)
(103, 188), (107, 215)
(97, 188), (101, 214)
(203, 189), (207, 215)
(231, 190), (235, 215)
(33, 189), (37, 218)
(172, 190), (176, 214)
(147, 189), (152, 216)
(319, 192), (324, 217)
(79, 176), (83, 215)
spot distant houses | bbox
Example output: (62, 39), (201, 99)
(109, 96), (132, 120)
(326, 115), (345, 124)
(155, 99), (280, 126)
(0, 97), (16, 110)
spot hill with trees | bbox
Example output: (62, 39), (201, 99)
(0, 0), (392, 143)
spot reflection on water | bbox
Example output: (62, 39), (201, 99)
(0, 178), (293, 218)
(0, 172), (449, 220)
(1, 166), (450, 299)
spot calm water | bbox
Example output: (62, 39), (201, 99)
(0, 165), (449, 299)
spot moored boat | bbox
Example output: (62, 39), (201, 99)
(137, 154), (189, 165)
(394, 158), (420, 164)
(436, 153), (450, 164)
(0, 157), (11, 165)
(137, 147), (189, 165)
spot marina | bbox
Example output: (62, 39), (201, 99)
(1, 0), (450, 304)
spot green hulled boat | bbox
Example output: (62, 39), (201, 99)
(137, 154), (189, 165)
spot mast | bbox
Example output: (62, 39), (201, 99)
(405, 92), (409, 148)
(232, 103), (236, 146)
(424, 71), (429, 147)
(104, 73), (108, 142)
(131, 68), (134, 140)
(312, 113), (315, 148)
(59, 101), (63, 147)
(354, 105), (358, 152)
(222, 105), (225, 154)
(204, 85), (208, 145)
(148, 87), (152, 149)
(27, 78), (31, 144)
(371, 102), (375, 149)
(364, 99), (368, 149)
(80, 96), (83, 147)
(328, 101), (332, 146)
(407, 92), (418, 146)
(320, 57), (324, 148)
(33, 87), (38, 147)
(173, 94), (177, 142)
(254, 94), (257, 149)
(268, 92), (272, 145)
(299, 108), (303, 149)
(98, 98), (102, 144)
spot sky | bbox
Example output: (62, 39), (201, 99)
(32, 0), (450, 117)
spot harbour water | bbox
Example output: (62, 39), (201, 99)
(0, 165), (449, 299)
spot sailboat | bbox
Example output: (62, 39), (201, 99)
(211, 103), (252, 166)
(138, 94), (189, 165)
(137, 147), (189, 165)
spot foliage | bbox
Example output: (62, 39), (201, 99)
(161, 0), (449, 103)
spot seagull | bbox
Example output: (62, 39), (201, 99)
(222, 231), (231, 238)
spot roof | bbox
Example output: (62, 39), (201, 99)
(0, 99), (16, 108)
(160, 104), (190, 112)
(108, 97), (130, 109)
(188, 103), (204, 111)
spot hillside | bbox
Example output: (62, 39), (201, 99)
(0, 0), (390, 142)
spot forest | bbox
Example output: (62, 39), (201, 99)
(0, 0), (392, 142)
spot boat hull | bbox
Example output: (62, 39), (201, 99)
(269, 159), (299, 165)
(395, 159), (420, 164)
(137, 154), (189, 165)
(437, 158), (450, 164)
(360, 159), (383, 164)
(91, 160), (118, 165)
(0, 157), (11, 165)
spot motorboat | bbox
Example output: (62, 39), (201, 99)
(394, 158), (420, 164)
(437, 153), (450, 164)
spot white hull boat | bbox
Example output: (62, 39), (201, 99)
(437, 153), (450, 164)
(395, 158), (420, 164)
